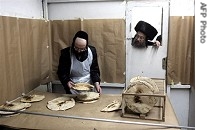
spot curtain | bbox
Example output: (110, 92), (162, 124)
(167, 16), (194, 85)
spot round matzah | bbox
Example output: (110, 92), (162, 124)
(72, 83), (94, 91)
(76, 92), (100, 102)
(0, 110), (16, 115)
(20, 94), (45, 103)
(124, 77), (159, 114)
(0, 102), (31, 111)
(0, 109), (26, 117)
(76, 99), (98, 104)
(101, 100), (121, 112)
(47, 96), (75, 111)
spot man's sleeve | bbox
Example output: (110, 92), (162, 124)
(57, 47), (71, 90)
(89, 46), (101, 84)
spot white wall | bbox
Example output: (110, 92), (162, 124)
(170, 0), (194, 16)
(47, 1), (126, 20)
(0, 0), (43, 19)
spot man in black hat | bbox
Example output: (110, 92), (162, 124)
(57, 30), (102, 94)
(132, 21), (162, 48)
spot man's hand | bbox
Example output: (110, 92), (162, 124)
(95, 82), (102, 94)
(67, 81), (75, 89)
(154, 40), (161, 46)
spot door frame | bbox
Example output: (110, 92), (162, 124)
(125, 0), (170, 87)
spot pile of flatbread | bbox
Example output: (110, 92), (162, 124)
(47, 96), (75, 111)
(20, 94), (45, 103)
(76, 92), (100, 103)
(0, 102), (31, 117)
(124, 76), (159, 114)
(101, 100), (121, 112)
(72, 83), (94, 91)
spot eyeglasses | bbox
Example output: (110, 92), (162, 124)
(74, 46), (87, 52)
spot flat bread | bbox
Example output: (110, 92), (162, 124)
(76, 100), (98, 104)
(0, 110), (16, 115)
(20, 94), (45, 103)
(0, 102), (31, 111)
(0, 102), (31, 116)
(72, 83), (94, 91)
(47, 96), (75, 111)
(101, 100), (121, 112)
(76, 92), (100, 101)
(0, 109), (26, 117)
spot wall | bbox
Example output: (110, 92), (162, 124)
(47, 1), (125, 20)
(0, 0), (43, 19)
(169, 0), (195, 128)
(170, 0), (194, 16)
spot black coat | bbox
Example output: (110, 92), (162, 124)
(57, 46), (101, 94)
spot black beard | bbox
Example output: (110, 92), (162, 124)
(73, 49), (88, 62)
(132, 40), (146, 48)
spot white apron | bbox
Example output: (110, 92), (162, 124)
(70, 47), (93, 94)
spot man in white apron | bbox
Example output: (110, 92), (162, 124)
(57, 31), (102, 94)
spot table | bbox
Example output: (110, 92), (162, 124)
(0, 90), (181, 130)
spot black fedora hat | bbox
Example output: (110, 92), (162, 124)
(134, 21), (158, 40)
